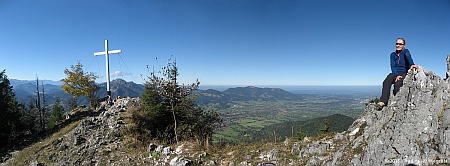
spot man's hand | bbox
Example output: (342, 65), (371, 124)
(410, 65), (419, 69)
(395, 75), (403, 82)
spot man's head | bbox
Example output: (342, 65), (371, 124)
(396, 38), (406, 51)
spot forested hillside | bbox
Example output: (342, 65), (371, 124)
(256, 114), (354, 140)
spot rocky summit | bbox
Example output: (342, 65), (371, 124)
(298, 56), (450, 166)
(41, 98), (141, 165)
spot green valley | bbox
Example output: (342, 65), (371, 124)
(196, 86), (379, 144)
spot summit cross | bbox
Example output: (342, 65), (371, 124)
(94, 39), (122, 96)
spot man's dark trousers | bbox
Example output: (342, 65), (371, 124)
(380, 72), (406, 104)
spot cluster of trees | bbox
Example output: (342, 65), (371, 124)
(0, 62), (98, 148)
(0, 69), (23, 147)
(125, 58), (222, 146)
(0, 70), (65, 147)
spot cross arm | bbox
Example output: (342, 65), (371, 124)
(94, 51), (106, 56)
(108, 49), (122, 54)
(93, 49), (121, 56)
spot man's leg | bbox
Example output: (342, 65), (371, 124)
(380, 73), (396, 104)
(393, 72), (407, 95)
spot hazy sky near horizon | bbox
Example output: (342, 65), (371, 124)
(1, 0), (449, 86)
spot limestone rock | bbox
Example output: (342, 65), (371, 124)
(259, 149), (278, 162)
(45, 98), (142, 165)
(356, 67), (450, 165)
(169, 156), (193, 166)
(299, 66), (450, 166)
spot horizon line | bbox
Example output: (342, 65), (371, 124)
(9, 78), (381, 87)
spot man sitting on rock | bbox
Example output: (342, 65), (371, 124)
(377, 38), (419, 109)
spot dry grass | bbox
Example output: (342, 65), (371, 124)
(5, 120), (82, 166)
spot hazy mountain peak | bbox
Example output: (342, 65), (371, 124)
(10, 79), (63, 87)
(110, 78), (127, 83)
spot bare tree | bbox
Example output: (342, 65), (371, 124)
(35, 76), (43, 131)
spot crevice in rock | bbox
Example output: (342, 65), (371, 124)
(391, 146), (400, 155)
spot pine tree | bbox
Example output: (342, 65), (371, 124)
(26, 96), (40, 132)
(140, 83), (168, 136)
(48, 96), (64, 128)
(68, 97), (78, 111)
(295, 126), (308, 141)
(41, 80), (47, 129)
(320, 119), (330, 134)
(19, 101), (37, 134)
(0, 70), (21, 146)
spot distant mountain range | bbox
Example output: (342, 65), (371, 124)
(11, 79), (303, 109)
(10, 79), (63, 87)
(11, 79), (145, 107)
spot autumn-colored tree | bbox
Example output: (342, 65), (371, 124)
(61, 61), (99, 107)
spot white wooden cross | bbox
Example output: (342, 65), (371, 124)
(94, 40), (122, 96)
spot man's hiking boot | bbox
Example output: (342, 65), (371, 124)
(375, 102), (385, 110)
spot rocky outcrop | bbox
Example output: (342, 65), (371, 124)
(353, 67), (450, 165)
(47, 98), (141, 165)
(299, 60), (450, 165)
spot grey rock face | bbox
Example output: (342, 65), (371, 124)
(356, 67), (450, 166)
(299, 65), (450, 166)
(46, 98), (142, 165)
(169, 156), (193, 166)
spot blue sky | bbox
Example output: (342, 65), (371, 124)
(1, 0), (449, 86)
